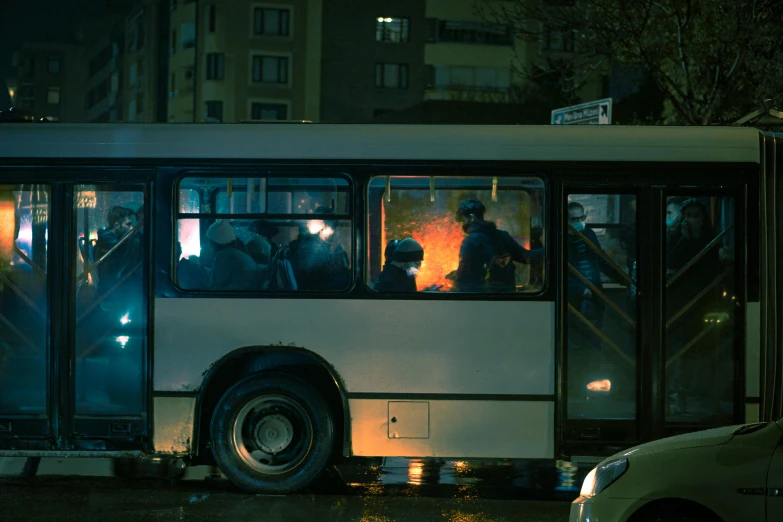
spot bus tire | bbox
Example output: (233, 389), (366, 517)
(209, 372), (334, 494)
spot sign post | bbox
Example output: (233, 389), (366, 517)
(551, 98), (612, 125)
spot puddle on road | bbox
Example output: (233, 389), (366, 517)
(0, 456), (591, 500)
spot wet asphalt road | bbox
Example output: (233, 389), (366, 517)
(0, 475), (572, 522)
(0, 458), (577, 521)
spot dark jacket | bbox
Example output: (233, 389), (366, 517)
(453, 219), (540, 292)
(287, 234), (350, 291)
(210, 247), (260, 290)
(177, 257), (209, 289)
(373, 264), (417, 292)
(666, 232), (719, 323)
(94, 228), (137, 287)
(567, 227), (614, 305)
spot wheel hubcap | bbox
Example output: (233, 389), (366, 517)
(254, 414), (294, 453)
(231, 394), (313, 474)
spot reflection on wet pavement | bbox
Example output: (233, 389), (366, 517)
(0, 456), (590, 521)
(0, 475), (572, 522)
(338, 457), (590, 499)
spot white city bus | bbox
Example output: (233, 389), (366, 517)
(0, 124), (780, 493)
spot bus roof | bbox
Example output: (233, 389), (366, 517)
(0, 124), (761, 163)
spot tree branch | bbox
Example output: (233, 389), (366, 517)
(674, 8), (695, 122)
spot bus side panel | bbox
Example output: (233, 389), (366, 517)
(153, 396), (195, 455)
(153, 299), (555, 396)
(349, 398), (554, 458)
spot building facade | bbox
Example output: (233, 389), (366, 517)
(167, 0), (322, 123)
(81, 12), (128, 123)
(319, 0), (427, 123)
(6, 43), (86, 122)
(124, 0), (166, 123)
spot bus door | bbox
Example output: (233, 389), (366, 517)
(69, 183), (150, 450)
(0, 180), (150, 452)
(660, 190), (743, 437)
(560, 184), (745, 455)
(560, 189), (641, 454)
(0, 182), (52, 448)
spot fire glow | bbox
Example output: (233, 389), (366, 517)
(382, 198), (462, 291)
(410, 216), (462, 290)
(587, 379), (612, 392)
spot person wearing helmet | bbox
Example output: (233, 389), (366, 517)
(372, 238), (423, 292)
(452, 198), (542, 292)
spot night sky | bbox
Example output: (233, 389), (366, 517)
(0, 0), (134, 109)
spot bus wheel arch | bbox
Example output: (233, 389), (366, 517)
(193, 346), (350, 467)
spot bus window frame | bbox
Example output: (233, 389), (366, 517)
(172, 170), (356, 295)
(364, 172), (549, 299)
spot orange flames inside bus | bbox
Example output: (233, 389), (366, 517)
(381, 195), (532, 291)
(0, 199), (16, 266)
(410, 216), (463, 290)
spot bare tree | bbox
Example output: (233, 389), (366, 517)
(478, 0), (783, 125)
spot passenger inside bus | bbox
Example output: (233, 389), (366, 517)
(176, 241), (208, 289)
(94, 206), (138, 289)
(665, 197), (721, 416)
(665, 196), (686, 248)
(246, 233), (272, 265)
(452, 198), (542, 293)
(287, 207), (351, 291)
(372, 238), (424, 292)
(566, 201), (620, 397)
(249, 219), (281, 260)
(205, 220), (261, 291)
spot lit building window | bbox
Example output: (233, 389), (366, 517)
(376, 17), (409, 43)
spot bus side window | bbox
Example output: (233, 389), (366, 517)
(175, 176), (353, 293)
(366, 176), (546, 294)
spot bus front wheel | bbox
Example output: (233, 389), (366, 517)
(209, 372), (334, 493)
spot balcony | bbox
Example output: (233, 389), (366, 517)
(425, 84), (512, 103)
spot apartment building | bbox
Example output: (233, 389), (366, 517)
(167, 0), (322, 123)
(319, 0), (427, 123)
(124, 0), (167, 123)
(6, 42), (86, 122)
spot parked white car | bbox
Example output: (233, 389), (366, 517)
(570, 419), (783, 522)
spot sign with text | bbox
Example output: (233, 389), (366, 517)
(551, 98), (612, 125)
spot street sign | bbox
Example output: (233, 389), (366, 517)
(551, 98), (612, 125)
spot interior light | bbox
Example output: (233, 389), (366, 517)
(587, 379), (611, 392)
(308, 220), (325, 235)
